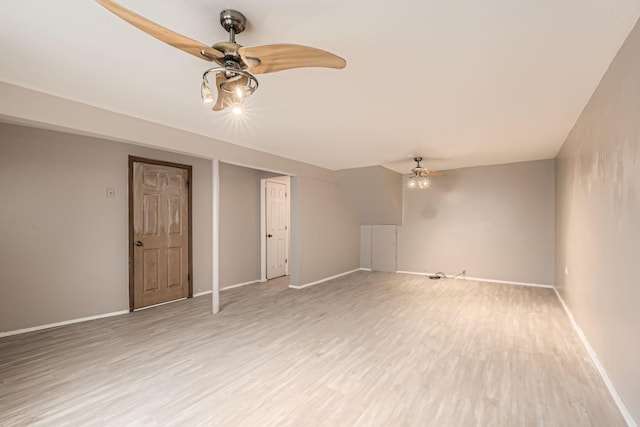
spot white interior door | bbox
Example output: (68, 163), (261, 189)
(266, 181), (287, 279)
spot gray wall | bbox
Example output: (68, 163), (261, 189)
(336, 166), (403, 225)
(219, 162), (283, 288)
(555, 17), (640, 423)
(398, 159), (555, 285)
(219, 163), (262, 288)
(0, 123), (212, 332)
(290, 176), (360, 286)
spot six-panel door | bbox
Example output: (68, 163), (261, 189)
(133, 162), (189, 309)
(266, 181), (287, 279)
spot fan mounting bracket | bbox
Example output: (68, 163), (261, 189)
(220, 10), (247, 35)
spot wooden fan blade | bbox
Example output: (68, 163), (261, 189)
(96, 0), (222, 61)
(238, 44), (346, 74)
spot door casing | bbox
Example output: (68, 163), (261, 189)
(260, 176), (290, 281)
(128, 156), (193, 311)
(265, 181), (287, 279)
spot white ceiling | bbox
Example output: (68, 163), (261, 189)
(1, 1), (639, 172)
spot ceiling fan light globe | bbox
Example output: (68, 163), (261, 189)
(408, 176), (417, 189)
(201, 81), (214, 104)
(418, 177), (430, 189)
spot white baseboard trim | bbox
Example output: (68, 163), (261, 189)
(134, 297), (188, 311)
(553, 288), (636, 427)
(463, 275), (553, 289)
(193, 290), (212, 297)
(359, 268), (372, 271)
(395, 270), (553, 289)
(290, 269), (360, 290)
(2, 290), (214, 337)
(221, 280), (260, 291)
(0, 310), (130, 338)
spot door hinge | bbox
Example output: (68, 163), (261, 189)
(285, 258), (288, 264)
(285, 225), (288, 231)
(285, 192), (287, 197)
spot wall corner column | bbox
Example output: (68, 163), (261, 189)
(212, 159), (220, 314)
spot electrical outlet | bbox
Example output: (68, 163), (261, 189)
(106, 187), (115, 198)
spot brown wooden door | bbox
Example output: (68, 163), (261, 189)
(132, 161), (189, 309)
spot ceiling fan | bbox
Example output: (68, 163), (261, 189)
(407, 157), (446, 189)
(95, 0), (347, 113)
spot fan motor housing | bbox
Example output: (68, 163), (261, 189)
(220, 10), (247, 34)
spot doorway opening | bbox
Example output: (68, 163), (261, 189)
(128, 156), (193, 311)
(260, 176), (291, 282)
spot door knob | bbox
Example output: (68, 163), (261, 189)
(267, 234), (273, 238)
(135, 241), (143, 247)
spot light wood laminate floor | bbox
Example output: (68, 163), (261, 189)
(0, 272), (625, 426)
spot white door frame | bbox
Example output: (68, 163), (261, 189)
(260, 176), (290, 281)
